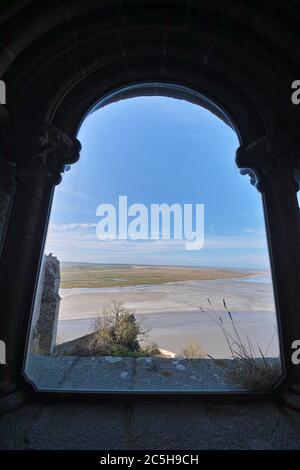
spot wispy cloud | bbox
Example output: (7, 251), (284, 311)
(243, 228), (265, 235)
(55, 187), (99, 203)
(49, 223), (97, 231)
(46, 223), (268, 257)
(204, 234), (267, 250)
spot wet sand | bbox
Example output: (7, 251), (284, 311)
(56, 274), (279, 358)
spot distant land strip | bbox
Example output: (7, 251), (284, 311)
(60, 263), (255, 289)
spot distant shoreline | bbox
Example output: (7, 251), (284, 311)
(61, 261), (263, 272)
(60, 263), (259, 289)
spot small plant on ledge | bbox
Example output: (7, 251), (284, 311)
(181, 338), (207, 359)
(200, 298), (281, 391)
(91, 300), (156, 357)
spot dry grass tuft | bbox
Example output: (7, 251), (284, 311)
(200, 298), (281, 390)
(181, 338), (207, 359)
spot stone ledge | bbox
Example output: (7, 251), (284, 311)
(24, 355), (279, 392)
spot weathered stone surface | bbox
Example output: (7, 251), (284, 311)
(33, 254), (61, 354)
(1, 400), (300, 450)
(0, 106), (16, 258)
(54, 332), (97, 356)
(26, 355), (249, 392)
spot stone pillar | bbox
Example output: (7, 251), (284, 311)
(236, 133), (300, 390)
(34, 254), (61, 355)
(0, 106), (17, 258)
(0, 122), (81, 396)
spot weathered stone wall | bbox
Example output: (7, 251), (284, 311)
(0, 105), (17, 258)
(54, 332), (96, 356)
(34, 254), (61, 354)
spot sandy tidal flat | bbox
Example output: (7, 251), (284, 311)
(56, 272), (279, 358)
(60, 264), (256, 289)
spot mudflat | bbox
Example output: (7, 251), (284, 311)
(56, 266), (279, 358)
(60, 263), (255, 289)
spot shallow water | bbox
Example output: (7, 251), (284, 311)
(234, 274), (272, 284)
(57, 310), (279, 359)
(56, 275), (279, 358)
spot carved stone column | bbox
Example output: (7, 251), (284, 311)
(0, 122), (81, 396)
(236, 133), (300, 392)
(0, 106), (17, 258)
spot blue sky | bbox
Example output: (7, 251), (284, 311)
(45, 95), (271, 269)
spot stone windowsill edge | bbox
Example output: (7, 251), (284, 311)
(0, 388), (32, 417)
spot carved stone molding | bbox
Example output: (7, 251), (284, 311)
(0, 107), (17, 257)
(0, 105), (9, 146)
(13, 123), (82, 185)
(0, 107), (16, 193)
(236, 133), (300, 191)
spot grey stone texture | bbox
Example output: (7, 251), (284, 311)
(34, 254), (61, 354)
(25, 355), (280, 392)
(54, 332), (96, 356)
(1, 400), (300, 450)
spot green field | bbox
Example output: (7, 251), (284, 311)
(60, 263), (252, 289)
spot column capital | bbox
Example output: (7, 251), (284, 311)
(13, 122), (81, 185)
(236, 133), (300, 191)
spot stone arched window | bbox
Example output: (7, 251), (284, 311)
(20, 83), (282, 393)
(1, 2), (300, 403)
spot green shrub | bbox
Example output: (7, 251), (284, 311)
(92, 301), (148, 356)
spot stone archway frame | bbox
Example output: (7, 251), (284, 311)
(0, 0), (300, 398)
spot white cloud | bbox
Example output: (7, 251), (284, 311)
(55, 187), (99, 203)
(46, 223), (268, 258)
(204, 234), (267, 250)
(49, 223), (97, 231)
(243, 228), (265, 235)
